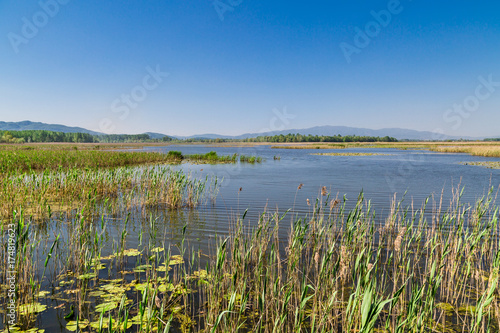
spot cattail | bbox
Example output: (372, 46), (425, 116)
(321, 186), (328, 196)
(298, 183), (303, 190)
(329, 199), (340, 211)
(394, 227), (406, 252)
(155, 294), (162, 308)
(314, 251), (320, 265)
(339, 245), (349, 279)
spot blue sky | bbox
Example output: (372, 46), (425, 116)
(0, 0), (499, 137)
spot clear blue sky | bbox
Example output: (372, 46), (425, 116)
(1, 0), (499, 137)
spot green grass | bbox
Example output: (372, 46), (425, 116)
(184, 151), (238, 163)
(239, 155), (262, 163)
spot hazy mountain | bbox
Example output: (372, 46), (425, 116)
(0, 121), (103, 135)
(182, 126), (482, 141)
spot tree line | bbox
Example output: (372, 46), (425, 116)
(242, 133), (398, 143)
(0, 130), (173, 143)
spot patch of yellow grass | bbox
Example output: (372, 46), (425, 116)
(430, 145), (500, 158)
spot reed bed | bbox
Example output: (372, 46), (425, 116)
(0, 150), (178, 174)
(239, 155), (262, 163)
(0, 166), (219, 219)
(0, 149), (264, 175)
(430, 145), (500, 158)
(1, 186), (499, 332)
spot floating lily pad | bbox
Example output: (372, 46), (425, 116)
(101, 283), (127, 294)
(122, 249), (141, 257)
(167, 255), (184, 266)
(150, 246), (164, 253)
(101, 278), (123, 284)
(100, 254), (116, 260)
(77, 273), (97, 280)
(37, 291), (50, 298)
(66, 320), (89, 331)
(158, 283), (175, 293)
(190, 269), (210, 280)
(18, 302), (47, 316)
(90, 317), (116, 329)
(88, 290), (105, 297)
(134, 264), (152, 272)
(0, 328), (45, 333)
(95, 301), (118, 312)
(64, 289), (80, 295)
(135, 282), (153, 292)
(58, 280), (74, 286)
(157, 264), (171, 272)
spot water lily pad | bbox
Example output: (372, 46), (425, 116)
(37, 291), (50, 298)
(134, 264), (152, 272)
(18, 302), (47, 316)
(0, 328), (45, 333)
(90, 317), (116, 329)
(95, 301), (118, 312)
(157, 264), (171, 272)
(167, 255), (184, 266)
(101, 278), (123, 284)
(77, 273), (97, 280)
(93, 263), (106, 270)
(158, 283), (175, 293)
(135, 282), (153, 292)
(122, 249), (141, 257)
(88, 290), (105, 297)
(150, 246), (164, 253)
(64, 289), (80, 295)
(66, 320), (89, 331)
(100, 254), (116, 260)
(58, 280), (74, 286)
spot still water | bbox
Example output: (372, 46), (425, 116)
(141, 145), (500, 218)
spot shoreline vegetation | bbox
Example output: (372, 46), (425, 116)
(2, 129), (500, 157)
(1, 184), (500, 332)
(0, 149), (261, 174)
(312, 152), (392, 157)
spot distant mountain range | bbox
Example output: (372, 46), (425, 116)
(0, 121), (490, 141)
(179, 126), (484, 141)
(0, 121), (103, 136)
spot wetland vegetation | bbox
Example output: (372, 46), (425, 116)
(1, 144), (500, 332)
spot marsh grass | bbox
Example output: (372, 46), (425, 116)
(2, 185), (500, 332)
(184, 151), (237, 164)
(430, 145), (500, 158)
(239, 155), (262, 163)
(0, 166), (219, 219)
(461, 161), (500, 169)
(312, 152), (392, 157)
